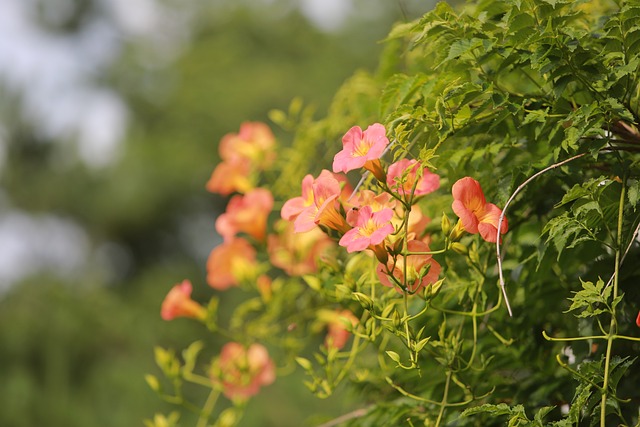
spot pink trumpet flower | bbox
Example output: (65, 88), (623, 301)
(451, 177), (508, 243)
(333, 123), (389, 181)
(161, 280), (206, 321)
(339, 206), (395, 253)
(387, 159), (440, 198)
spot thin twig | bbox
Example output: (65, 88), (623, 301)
(496, 153), (586, 317)
(315, 407), (372, 427)
(349, 171), (370, 201)
(348, 139), (397, 201)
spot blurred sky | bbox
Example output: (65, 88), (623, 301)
(0, 0), (430, 290)
(0, 0), (174, 290)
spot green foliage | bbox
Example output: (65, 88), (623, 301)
(13, 0), (636, 425)
(160, 0), (640, 425)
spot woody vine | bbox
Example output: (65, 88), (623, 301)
(147, 1), (640, 426)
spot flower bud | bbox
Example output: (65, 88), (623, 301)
(450, 242), (468, 255)
(353, 292), (374, 310)
(392, 309), (403, 329)
(371, 243), (389, 264)
(468, 242), (480, 265)
(449, 220), (466, 241)
(440, 213), (451, 236)
(423, 279), (444, 300)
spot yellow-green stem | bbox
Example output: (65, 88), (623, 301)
(600, 175), (626, 427)
(435, 370), (452, 427)
(196, 388), (220, 427)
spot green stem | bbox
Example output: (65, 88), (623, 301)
(183, 372), (216, 388)
(196, 388), (220, 427)
(613, 334), (640, 342)
(334, 333), (362, 385)
(600, 174), (626, 427)
(404, 248), (447, 256)
(461, 278), (484, 371)
(431, 292), (502, 317)
(541, 330), (607, 342)
(435, 370), (452, 427)
(403, 291), (415, 366)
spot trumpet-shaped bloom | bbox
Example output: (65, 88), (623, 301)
(211, 342), (276, 401)
(376, 240), (441, 294)
(339, 206), (395, 253)
(216, 188), (273, 242)
(206, 122), (275, 196)
(387, 159), (440, 198)
(206, 159), (253, 196)
(219, 121), (276, 167)
(161, 280), (206, 321)
(451, 177), (508, 243)
(281, 170), (350, 233)
(281, 174), (317, 222)
(333, 123), (389, 174)
(206, 238), (257, 290)
(267, 219), (334, 276)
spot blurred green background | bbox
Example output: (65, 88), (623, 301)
(0, 0), (441, 425)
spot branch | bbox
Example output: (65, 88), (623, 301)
(496, 153), (586, 317)
(315, 407), (372, 427)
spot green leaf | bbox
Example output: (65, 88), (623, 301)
(438, 38), (485, 67)
(534, 406), (555, 424)
(379, 73), (429, 117)
(462, 403), (513, 417)
(608, 356), (635, 391)
(385, 21), (418, 41)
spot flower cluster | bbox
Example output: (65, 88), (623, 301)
(157, 121), (509, 409)
(280, 123), (508, 294)
(206, 122), (276, 195)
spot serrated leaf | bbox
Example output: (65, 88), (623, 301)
(534, 406), (555, 423)
(523, 108), (548, 125)
(608, 356), (636, 391)
(380, 73), (429, 117)
(462, 403), (513, 417)
(439, 38), (485, 66)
